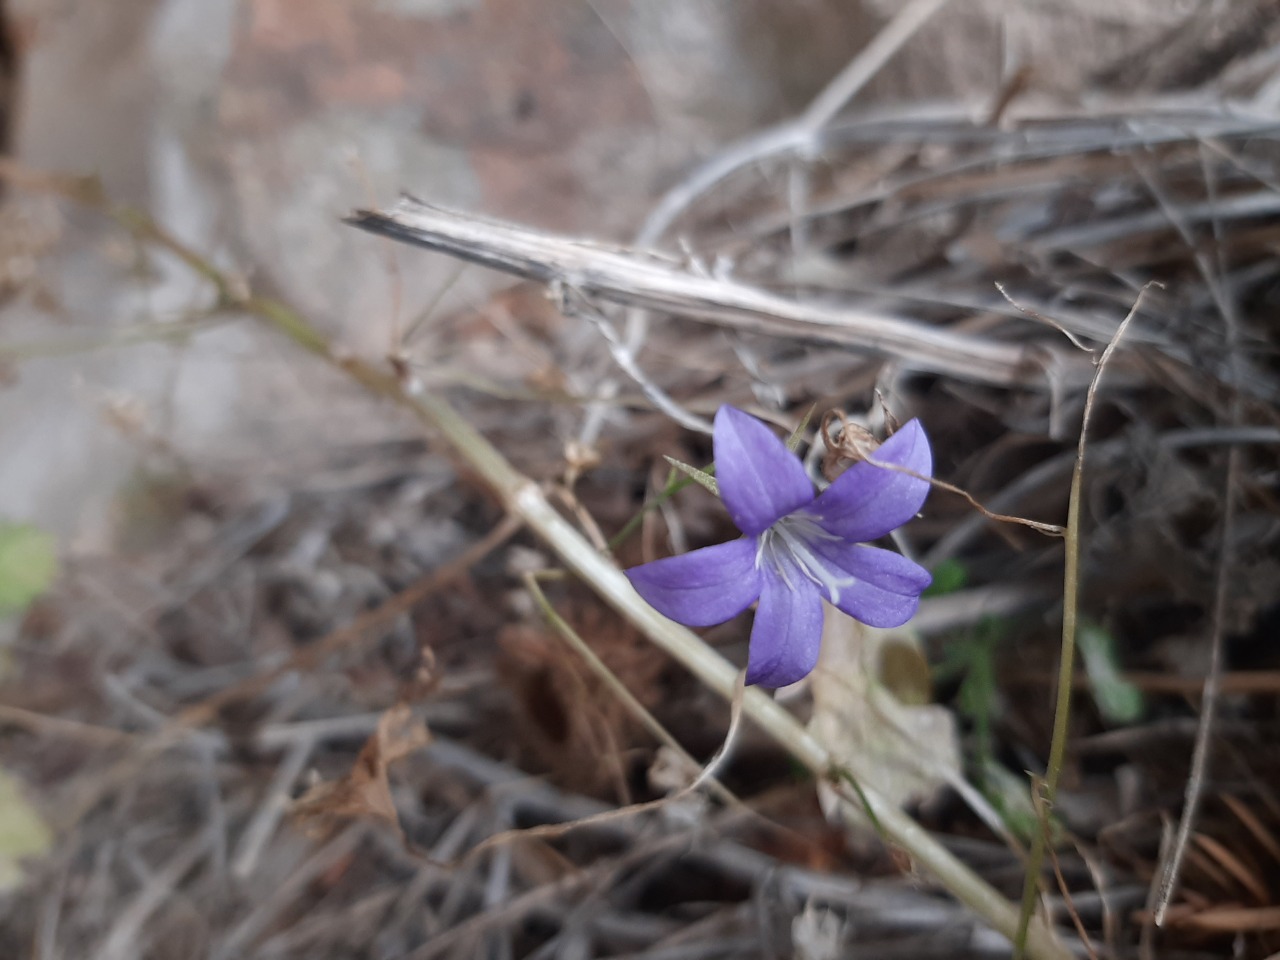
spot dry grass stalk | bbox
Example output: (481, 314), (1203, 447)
(349, 198), (1095, 391)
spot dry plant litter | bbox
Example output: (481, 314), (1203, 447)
(1, 20), (1280, 960)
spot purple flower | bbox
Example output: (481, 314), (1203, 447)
(626, 406), (932, 688)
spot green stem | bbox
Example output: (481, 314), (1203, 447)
(608, 467), (698, 551)
(1012, 294), (1145, 956)
(0, 316), (229, 363)
(1013, 434), (1084, 954)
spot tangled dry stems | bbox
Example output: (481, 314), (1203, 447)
(2, 62), (1280, 960)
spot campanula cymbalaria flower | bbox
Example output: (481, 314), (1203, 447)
(625, 406), (932, 687)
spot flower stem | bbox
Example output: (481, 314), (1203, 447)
(1012, 436), (1084, 955)
(1013, 291), (1148, 956)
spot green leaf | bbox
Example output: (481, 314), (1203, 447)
(614, 409), (810, 551)
(0, 523), (58, 616)
(662, 456), (720, 497)
(607, 460), (719, 551)
(0, 768), (52, 891)
(923, 558), (968, 598)
(981, 760), (1061, 846)
(786, 404), (817, 453)
(938, 617), (1005, 770)
(1078, 620), (1143, 725)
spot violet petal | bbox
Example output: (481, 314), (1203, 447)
(802, 419), (932, 542)
(714, 406), (814, 537)
(625, 538), (762, 627)
(805, 539), (931, 628)
(745, 564), (825, 687)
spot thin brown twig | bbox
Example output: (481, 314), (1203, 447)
(0, 704), (133, 747)
(995, 282), (1095, 352)
(1076, 843), (1121, 960)
(1009, 669), (1280, 696)
(176, 513), (524, 729)
(401, 829), (698, 960)
(1139, 141), (1244, 928)
(409, 608), (751, 870)
(1047, 843), (1097, 960)
(523, 570), (733, 799)
(1221, 794), (1280, 865)
(907, 467), (1063, 537)
(1151, 406), (1240, 924)
(1031, 786), (1098, 960)
(56, 515), (522, 831)
(924, 425), (1280, 567)
(822, 410), (1064, 538)
(101, 826), (217, 960)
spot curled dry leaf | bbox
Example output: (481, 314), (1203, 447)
(820, 410), (883, 483)
(808, 608), (962, 834)
(291, 704), (430, 837)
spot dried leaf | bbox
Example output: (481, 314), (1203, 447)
(291, 705), (430, 836)
(809, 610), (962, 833)
(819, 410), (882, 482)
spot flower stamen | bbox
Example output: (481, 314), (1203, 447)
(758, 516), (859, 605)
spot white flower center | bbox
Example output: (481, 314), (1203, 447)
(757, 515), (859, 605)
